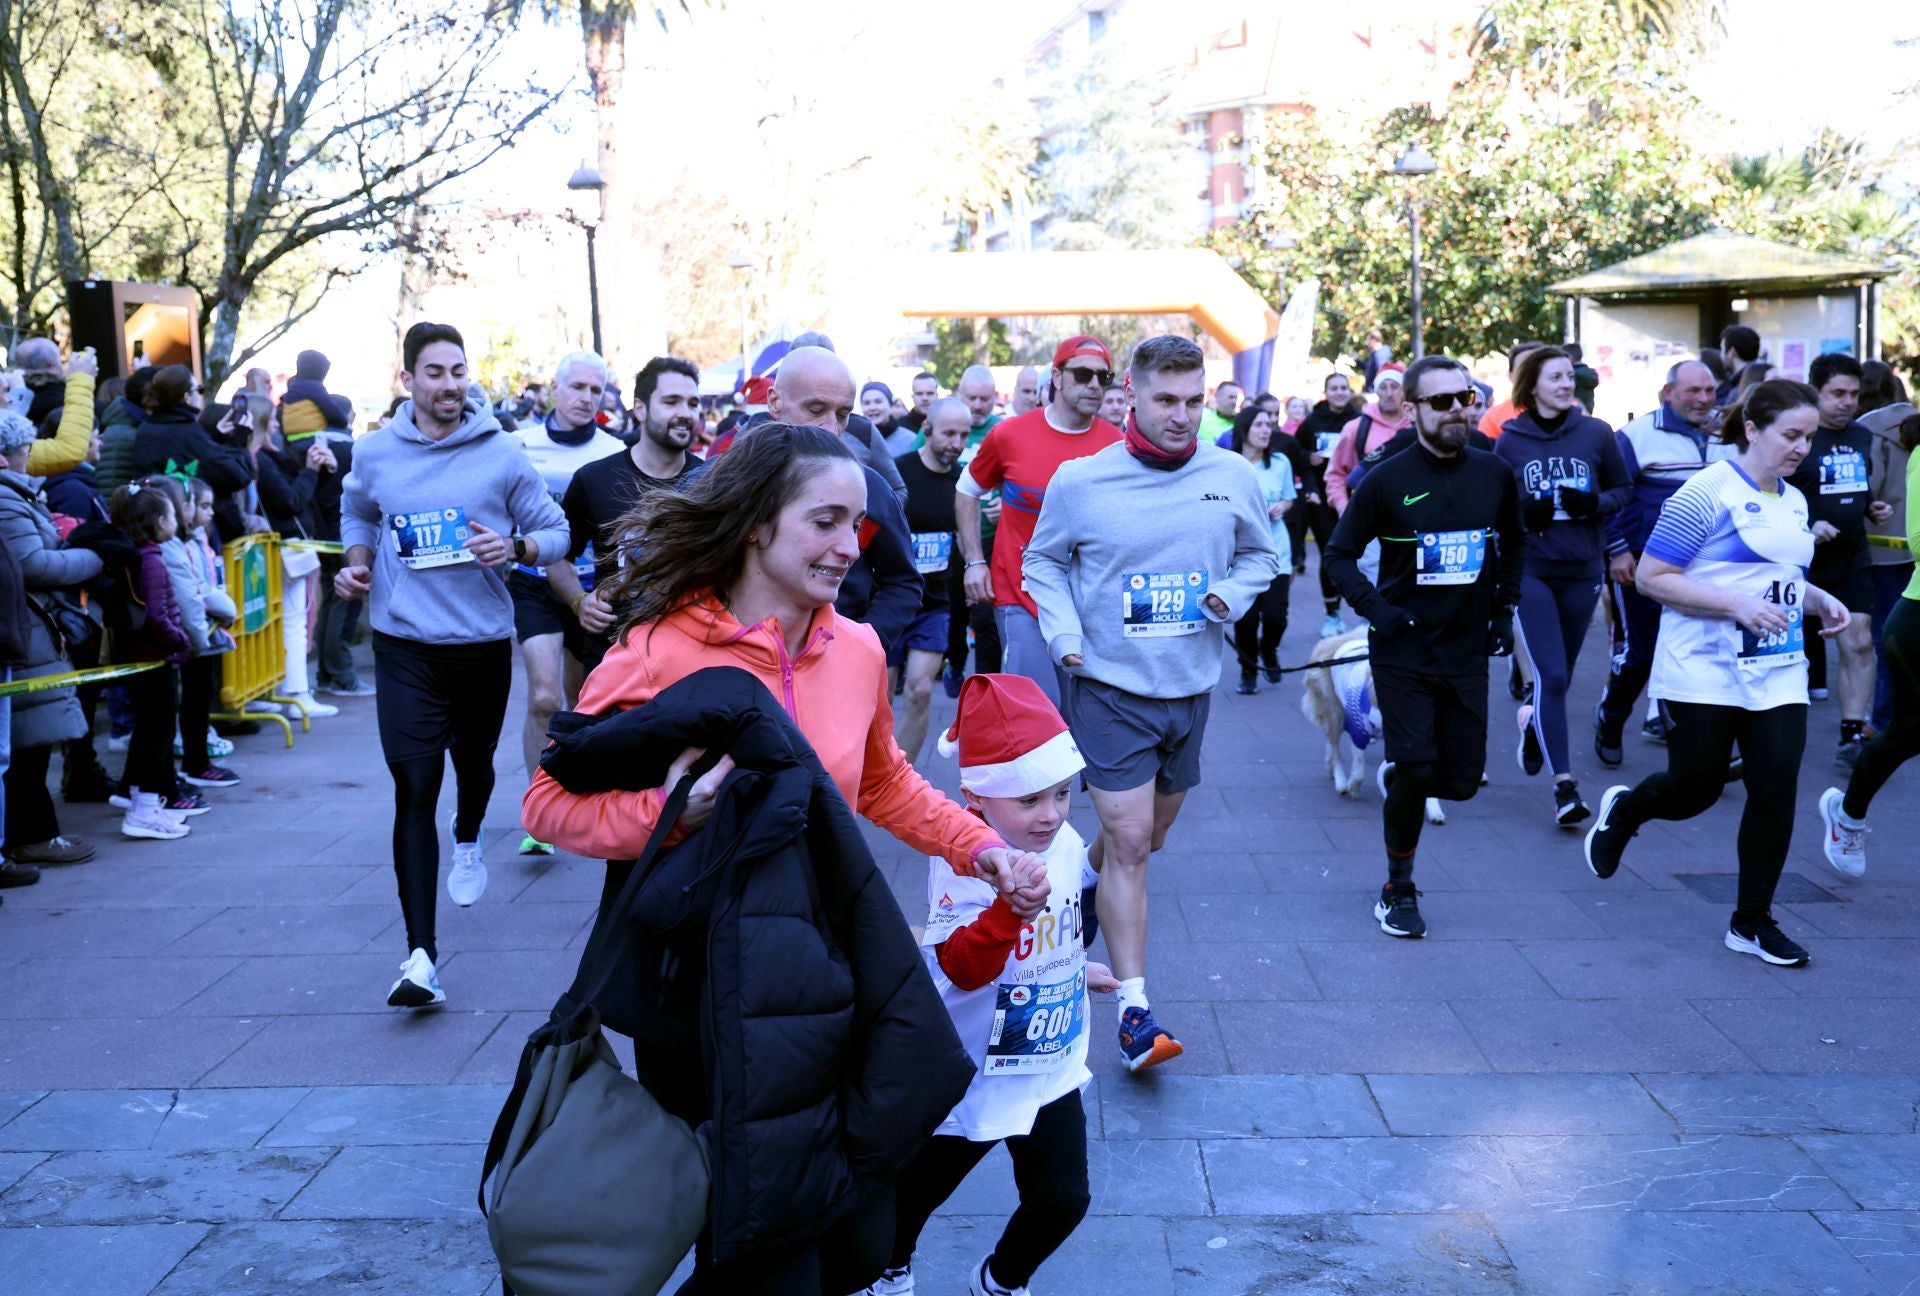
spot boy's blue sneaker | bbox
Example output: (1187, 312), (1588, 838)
(942, 662), (964, 699)
(1118, 1006), (1183, 1074)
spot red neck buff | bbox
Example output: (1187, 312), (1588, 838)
(1123, 412), (1197, 471)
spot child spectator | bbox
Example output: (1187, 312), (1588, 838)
(146, 474), (238, 790)
(106, 482), (195, 839)
(877, 673), (1115, 1296)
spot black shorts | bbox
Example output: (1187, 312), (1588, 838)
(1810, 548), (1874, 615)
(372, 632), (513, 764)
(509, 569), (587, 658)
(1372, 664), (1489, 775)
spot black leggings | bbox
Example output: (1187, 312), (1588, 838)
(124, 664), (179, 798)
(1845, 596), (1920, 819)
(1516, 571), (1601, 777)
(372, 633), (512, 961)
(1614, 699), (1805, 922)
(1301, 501), (1340, 607)
(1233, 575), (1291, 672)
(889, 1088), (1090, 1289)
(178, 655), (215, 774)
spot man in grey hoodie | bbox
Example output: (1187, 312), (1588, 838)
(336, 322), (569, 1010)
(1024, 335), (1278, 1074)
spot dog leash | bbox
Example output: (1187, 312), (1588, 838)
(1268, 650), (1371, 675)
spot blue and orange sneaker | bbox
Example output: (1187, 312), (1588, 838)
(1118, 1007), (1183, 1073)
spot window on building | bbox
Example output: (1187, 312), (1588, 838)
(1088, 10), (1107, 42)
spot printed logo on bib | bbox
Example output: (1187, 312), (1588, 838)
(911, 531), (953, 575)
(391, 507), (474, 569)
(1123, 570), (1208, 637)
(1415, 530), (1485, 586)
(1316, 431), (1341, 457)
(1818, 449), (1868, 496)
(1739, 578), (1806, 670)
(985, 967), (1087, 1074)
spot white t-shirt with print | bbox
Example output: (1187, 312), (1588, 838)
(922, 824), (1093, 1142)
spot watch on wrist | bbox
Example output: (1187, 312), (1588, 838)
(512, 536), (529, 564)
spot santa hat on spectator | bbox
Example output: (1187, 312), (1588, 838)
(936, 674), (1084, 797)
(1375, 363), (1407, 386)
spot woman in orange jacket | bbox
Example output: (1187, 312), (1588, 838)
(523, 422), (1043, 891)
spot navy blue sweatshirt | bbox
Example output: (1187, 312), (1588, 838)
(1787, 422), (1875, 564)
(1494, 409), (1633, 580)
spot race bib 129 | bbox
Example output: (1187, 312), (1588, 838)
(1122, 570), (1208, 637)
(391, 507), (474, 569)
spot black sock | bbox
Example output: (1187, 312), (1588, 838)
(1386, 848), (1415, 887)
(1841, 720), (1866, 743)
(1324, 599), (1339, 616)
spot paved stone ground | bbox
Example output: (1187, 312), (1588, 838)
(5, 573), (1920, 1295)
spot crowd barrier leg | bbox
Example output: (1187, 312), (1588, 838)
(212, 532), (298, 748)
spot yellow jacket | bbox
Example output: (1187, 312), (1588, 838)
(25, 372), (93, 477)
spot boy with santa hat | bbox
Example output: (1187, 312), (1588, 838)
(868, 673), (1116, 1296)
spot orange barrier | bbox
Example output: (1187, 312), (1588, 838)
(211, 532), (307, 747)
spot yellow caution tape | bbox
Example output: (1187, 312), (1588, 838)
(283, 539), (346, 553)
(1867, 535), (1911, 550)
(0, 661), (166, 697)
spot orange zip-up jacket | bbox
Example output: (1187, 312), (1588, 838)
(522, 592), (1000, 872)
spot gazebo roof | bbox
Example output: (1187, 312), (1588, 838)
(1548, 228), (1892, 297)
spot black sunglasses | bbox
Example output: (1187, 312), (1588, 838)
(1062, 367), (1113, 386)
(1410, 391), (1475, 411)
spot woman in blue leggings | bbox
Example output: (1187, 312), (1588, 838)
(1495, 347), (1633, 827)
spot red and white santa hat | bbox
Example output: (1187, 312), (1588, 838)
(936, 673), (1084, 798)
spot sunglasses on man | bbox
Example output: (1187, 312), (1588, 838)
(1061, 366), (1113, 387)
(1409, 390), (1475, 411)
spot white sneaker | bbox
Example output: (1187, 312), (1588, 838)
(206, 728), (235, 758)
(864, 1265), (914, 1295)
(969, 1256), (1027, 1296)
(387, 947), (445, 1008)
(285, 693), (340, 718)
(1818, 787), (1868, 880)
(121, 791), (191, 840)
(106, 733), (131, 754)
(447, 817), (487, 906)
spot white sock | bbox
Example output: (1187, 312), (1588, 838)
(979, 1258), (1013, 1296)
(1117, 976), (1148, 1019)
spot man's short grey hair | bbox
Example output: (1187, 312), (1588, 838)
(958, 364), (995, 390)
(0, 409), (37, 453)
(552, 350), (609, 390)
(789, 331), (835, 353)
(1666, 358), (1711, 386)
(926, 396), (971, 425)
(1129, 335), (1205, 382)
(13, 338), (59, 374)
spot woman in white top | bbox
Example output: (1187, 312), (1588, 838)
(1583, 380), (1851, 967)
(1227, 403), (1296, 695)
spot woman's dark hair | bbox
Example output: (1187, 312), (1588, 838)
(143, 365), (195, 413)
(1511, 345), (1573, 415)
(1719, 378), (1819, 451)
(1900, 412), (1920, 455)
(600, 423), (858, 636)
(1227, 404), (1277, 466)
(110, 481), (176, 543)
(1860, 359), (1908, 413)
(139, 473), (191, 533)
(124, 367), (154, 409)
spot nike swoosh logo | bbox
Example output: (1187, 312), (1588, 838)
(1403, 492), (1430, 505)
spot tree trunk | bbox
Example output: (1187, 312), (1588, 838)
(206, 290), (242, 389)
(391, 205), (432, 395)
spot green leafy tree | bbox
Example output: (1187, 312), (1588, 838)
(929, 318), (1011, 390)
(1032, 57), (1194, 252)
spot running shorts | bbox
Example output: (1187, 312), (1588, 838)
(1061, 674), (1209, 795)
(509, 569), (587, 659)
(1372, 663), (1489, 774)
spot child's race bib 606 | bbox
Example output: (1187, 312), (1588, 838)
(1415, 530), (1485, 586)
(912, 531), (952, 575)
(391, 507), (474, 569)
(1122, 570), (1208, 636)
(985, 968), (1087, 1075)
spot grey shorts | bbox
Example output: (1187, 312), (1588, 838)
(1062, 674), (1210, 795)
(995, 604), (1063, 707)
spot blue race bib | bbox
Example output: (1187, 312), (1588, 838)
(1122, 570), (1209, 637)
(1415, 530), (1485, 586)
(1819, 450), (1868, 496)
(985, 967), (1087, 1075)
(912, 531), (952, 575)
(391, 507), (474, 570)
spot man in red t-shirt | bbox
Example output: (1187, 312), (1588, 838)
(956, 334), (1122, 704)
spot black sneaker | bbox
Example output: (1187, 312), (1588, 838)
(1592, 703), (1623, 768)
(1584, 784), (1634, 879)
(1554, 780), (1591, 828)
(1517, 706), (1545, 777)
(61, 761), (116, 803)
(1235, 670), (1258, 695)
(1507, 657), (1527, 701)
(1641, 714), (1667, 744)
(1725, 915), (1809, 967)
(1374, 883), (1426, 938)
(1262, 658), (1282, 685)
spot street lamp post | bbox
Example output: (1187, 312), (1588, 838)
(1391, 144), (1438, 360)
(727, 247), (754, 387)
(565, 164), (607, 356)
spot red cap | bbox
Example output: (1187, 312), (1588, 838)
(1376, 363), (1407, 385)
(1051, 335), (1112, 370)
(740, 374), (775, 405)
(936, 674), (1084, 798)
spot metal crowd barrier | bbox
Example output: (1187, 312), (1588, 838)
(210, 532), (310, 747)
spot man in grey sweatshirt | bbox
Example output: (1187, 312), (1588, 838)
(336, 322), (569, 1011)
(1023, 335), (1278, 1074)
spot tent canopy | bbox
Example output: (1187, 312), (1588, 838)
(1549, 228), (1892, 299)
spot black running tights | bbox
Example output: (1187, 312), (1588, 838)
(1615, 699), (1805, 923)
(889, 1088), (1090, 1288)
(1845, 596), (1920, 820)
(1233, 575), (1291, 673)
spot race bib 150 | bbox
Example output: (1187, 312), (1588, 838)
(1415, 530), (1485, 586)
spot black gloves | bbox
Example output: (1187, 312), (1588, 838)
(1370, 604), (1419, 640)
(1523, 496), (1557, 533)
(1560, 487), (1600, 519)
(1487, 610), (1516, 658)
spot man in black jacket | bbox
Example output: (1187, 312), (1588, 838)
(1326, 355), (1526, 939)
(1293, 372), (1360, 637)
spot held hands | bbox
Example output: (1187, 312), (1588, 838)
(963, 563), (994, 605)
(463, 520), (513, 568)
(334, 563), (372, 601)
(667, 746), (737, 832)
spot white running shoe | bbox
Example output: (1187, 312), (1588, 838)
(121, 791), (191, 840)
(285, 692), (341, 719)
(864, 1265), (915, 1295)
(1817, 787), (1868, 880)
(387, 947), (445, 1008)
(447, 817), (487, 906)
(106, 733), (132, 754)
(969, 1256), (1028, 1296)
